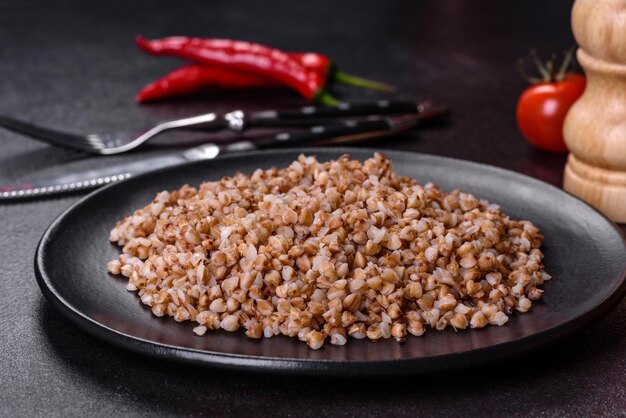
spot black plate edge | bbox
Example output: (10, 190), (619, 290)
(34, 147), (626, 376)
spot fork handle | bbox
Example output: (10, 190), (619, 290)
(159, 113), (223, 132)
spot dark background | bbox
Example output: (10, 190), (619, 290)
(1, 0), (625, 416)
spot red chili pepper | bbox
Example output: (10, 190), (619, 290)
(136, 36), (339, 105)
(291, 52), (395, 92)
(135, 59), (396, 103)
(136, 65), (282, 103)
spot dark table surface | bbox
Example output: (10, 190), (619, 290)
(1, 0), (625, 416)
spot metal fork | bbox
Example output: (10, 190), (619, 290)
(0, 113), (225, 155)
(0, 101), (449, 155)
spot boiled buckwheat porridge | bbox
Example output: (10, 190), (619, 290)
(107, 153), (549, 349)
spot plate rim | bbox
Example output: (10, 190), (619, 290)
(34, 147), (626, 376)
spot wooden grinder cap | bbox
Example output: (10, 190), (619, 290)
(563, 0), (626, 222)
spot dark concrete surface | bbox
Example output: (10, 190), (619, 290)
(1, 0), (625, 416)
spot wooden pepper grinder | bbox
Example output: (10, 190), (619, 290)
(563, 0), (626, 223)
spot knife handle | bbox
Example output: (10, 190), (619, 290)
(252, 101), (420, 123)
(253, 118), (394, 149)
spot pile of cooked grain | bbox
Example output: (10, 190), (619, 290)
(108, 153), (549, 349)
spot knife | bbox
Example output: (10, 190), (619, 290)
(0, 114), (421, 201)
(243, 99), (447, 128)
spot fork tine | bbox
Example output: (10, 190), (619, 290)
(0, 110), (224, 155)
(0, 115), (101, 153)
(0, 115), (83, 142)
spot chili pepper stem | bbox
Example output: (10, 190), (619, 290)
(332, 69), (396, 92)
(315, 90), (341, 106)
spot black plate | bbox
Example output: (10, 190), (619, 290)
(35, 148), (626, 376)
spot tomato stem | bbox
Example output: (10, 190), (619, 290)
(517, 59), (542, 84)
(546, 55), (556, 81)
(519, 47), (578, 84)
(556, 46), (576, 82)
(530, 49), (550, 80)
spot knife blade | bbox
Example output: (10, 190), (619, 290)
(0, 115), (419, 201)
(0, 145), (221, 200)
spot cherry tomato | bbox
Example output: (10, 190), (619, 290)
(516, 73), (586, 153)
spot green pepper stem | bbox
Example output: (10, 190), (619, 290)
(315, 91), (341, 106)
(332, 70), (396, 92)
